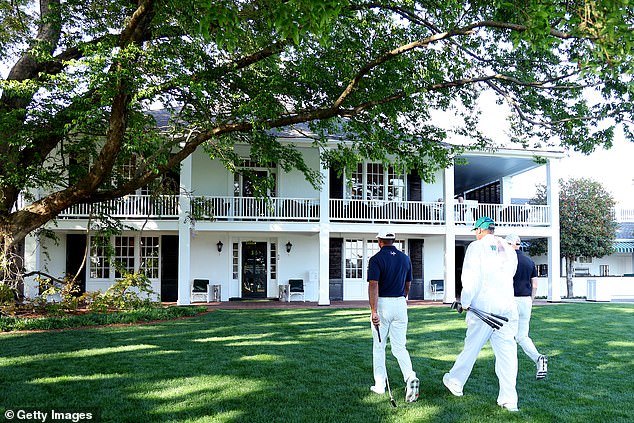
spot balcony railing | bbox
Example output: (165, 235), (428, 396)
(454, 203), (551, 226)
(60, 195), (180, 219)
(330, 199), (444, 223)
(57, 195), (553, 226)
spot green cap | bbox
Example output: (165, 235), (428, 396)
(472, 216), (495, 231)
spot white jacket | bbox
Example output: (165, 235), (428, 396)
(460, 234), (518, 316)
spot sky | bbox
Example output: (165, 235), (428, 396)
(510, 128), (634, 207)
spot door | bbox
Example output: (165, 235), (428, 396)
(241, 242), (267, 298)
(66, 234), (87, 294)
(161, 235), (179, 302)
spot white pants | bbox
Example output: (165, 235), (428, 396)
(446, 311), (519, 407)
(515, 296), (541, 363)
(372, 297), (416, 385)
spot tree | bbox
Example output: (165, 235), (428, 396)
(527, 178), (617, 297)
(1, 1), (633, 281)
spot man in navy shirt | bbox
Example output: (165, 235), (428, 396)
(506, 234), (548, 380)
(368, 229), (419, 402)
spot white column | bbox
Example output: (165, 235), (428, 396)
(318, 161), (330, 305)
(501, 176), (513, 204)
(22, 233), (40, 299)
(547, 158), (561, 302)
(443, 165), (456, 303)
(177, 154), (193, 305)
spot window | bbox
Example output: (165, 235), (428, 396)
(345, 239), (364, 279)
(114, 236), (135, 277)
(140, 237), (160, 278)
(234, 158), (277, 197)
(600, 265), (609, 276)
(346, 162), (405, 201)
(232, 242), (239, 279)
(89, 236), (110, 279)
(578, 256), (592, 264)
(345, 238), (407, 280)
(270, 242), (277, 280)
(89, 235), (161, 280)
(537, 264), (548, 277)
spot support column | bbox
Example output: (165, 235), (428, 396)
(318, 161), (330, 306)
(22, 233), (40, 299)
(177, 155), (193, 305)
(443, 165), (456, 303)
(547, 158), (561, 302)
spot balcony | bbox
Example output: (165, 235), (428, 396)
(58, 195), (552, 227)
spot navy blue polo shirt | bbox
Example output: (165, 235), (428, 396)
(514, 250), (537, 297)
(367, 245), (413, 297)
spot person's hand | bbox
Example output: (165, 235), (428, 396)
(371, 311), (380, 326)
(450, 301), (463, 313)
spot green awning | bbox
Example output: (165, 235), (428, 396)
(614, 241), (634, 253)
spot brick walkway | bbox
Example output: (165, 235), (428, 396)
(195, 299), (555, 310)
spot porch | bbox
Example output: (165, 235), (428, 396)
(58, 195), (552, 227)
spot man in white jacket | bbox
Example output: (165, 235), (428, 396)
(443, 216), (520, 411)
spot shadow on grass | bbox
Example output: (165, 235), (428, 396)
(0, 304), (631, 422)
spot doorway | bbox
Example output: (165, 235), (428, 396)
(241, 242), (267, 298)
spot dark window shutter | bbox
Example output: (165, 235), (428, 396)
(330, 168), (343, 199)
(407, 173), (421, 201)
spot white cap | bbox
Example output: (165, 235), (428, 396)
(376, 229), (396, 240)
(505, 234), (521, 245)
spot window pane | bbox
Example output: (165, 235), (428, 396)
(140, 237), (160, 278)
(367, 163), (384, 200)
(114, 236), (135, 277)
(345, 239), (364, 279)
(89, 236), (109, 279)
(387, 166), (405, 201)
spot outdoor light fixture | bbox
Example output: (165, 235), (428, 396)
(285, 241), (293, 254)
(216, 240), (223, 253)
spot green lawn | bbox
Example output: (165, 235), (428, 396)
(0, 303), (631, 422)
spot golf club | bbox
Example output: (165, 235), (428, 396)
(469, 307), (509, 326)
(469, 307), (503, 330)
(373, 323), (397, 407)
(385, 370), (397, 407)
(470, 306), (509, 322)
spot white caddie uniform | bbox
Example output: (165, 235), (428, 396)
(445, 233), (520, 408)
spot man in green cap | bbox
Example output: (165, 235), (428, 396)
(443, 216), (520, 411)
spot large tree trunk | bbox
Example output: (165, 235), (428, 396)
(565, 256), (575, 298)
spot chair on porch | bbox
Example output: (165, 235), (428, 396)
(288, 279), (305, 302)
(431, 279), (444, 301)
(191, 279), (211, 302)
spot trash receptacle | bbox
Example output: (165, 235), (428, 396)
(211, 285), (221, 302)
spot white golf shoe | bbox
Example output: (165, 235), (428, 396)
(536, 355), (548, 379)
(405, 376), (420, 402)
(370, 382), (385, 395)
(442, 373), (463, 397)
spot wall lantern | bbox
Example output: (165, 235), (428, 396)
(217, 240), (224, 253)
(285, 241), (293, 254)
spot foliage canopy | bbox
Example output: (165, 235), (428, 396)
(0, 0), (633, 247)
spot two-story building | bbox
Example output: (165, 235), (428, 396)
(21, 119), (566, 305)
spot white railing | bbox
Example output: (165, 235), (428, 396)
(614, 207), (634, 222)
(454, 203), (551, 226)
(60, 195), (180, 219)
(330, 199), (444, 224)
(191, 196), (319, 221)
(57, 195), (552, 226)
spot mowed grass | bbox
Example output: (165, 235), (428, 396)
(0, 303), (631, 422)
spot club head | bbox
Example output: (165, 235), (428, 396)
(390, 398), (397, 408)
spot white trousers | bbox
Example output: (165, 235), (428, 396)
(446, 311), (519, 407)
(515, 296), (541, 363)
(372, 297), (416, 385)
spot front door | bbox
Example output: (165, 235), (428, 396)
(241, 242), (267, 298)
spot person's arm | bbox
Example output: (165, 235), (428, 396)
(369, 280), (380, 325)
(531, 277), (538, 301)
(404, 280), (411, 298)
